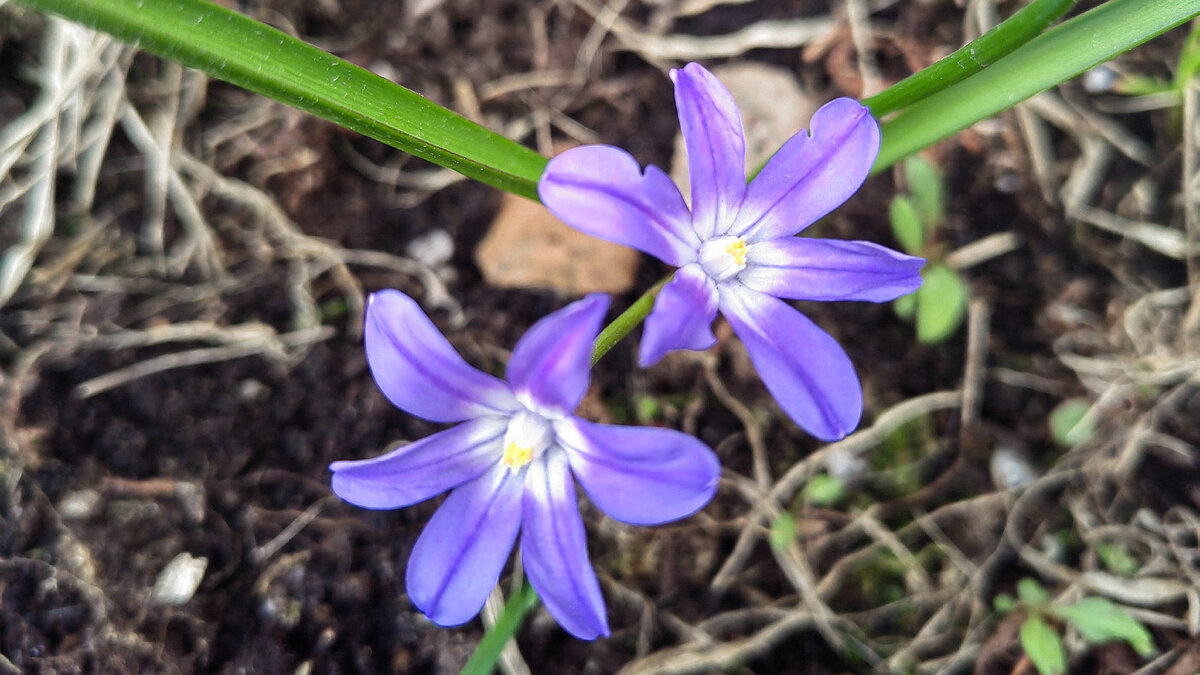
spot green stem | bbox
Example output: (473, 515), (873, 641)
(461, 581), (540, 675)
(19, 0), (548, 199)
(863, 0), (1078, 118)
(590, 277), (669, 366)
(873, 0), (1199, 172)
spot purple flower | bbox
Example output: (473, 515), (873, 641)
(539, 63), (924, 441)
(330, 290), (720, 640)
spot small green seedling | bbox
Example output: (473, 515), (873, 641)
(890, 156), (968, 344)
(769, 512), (798, 551)
(993, 577), (1155, 675)
(804, 473), (846, 507)
(1048, 398), (1097, 447)
(1095, 542), (1139, 577)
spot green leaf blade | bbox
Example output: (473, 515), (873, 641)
(874, 0), (1200, 172)
(864, 0), (1078, 117)
(21, 0), (548, 199)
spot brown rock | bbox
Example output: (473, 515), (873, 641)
(475, 193), (639, 296)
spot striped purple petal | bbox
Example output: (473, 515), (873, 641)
(520, 450), (609, 640)
(731, 98), (880, 242)
(672, 62), (747, 239)
(539, 146), (699, 266)
(365, 290), (517, 423)
(639, 264), (719, 367)
(507, 294), (608, 415)
(405, 464), (524, 627)
(720, 284), (862, 440)
(740, 238), (925, 302)
(556, 417), (720, 526)
(329, 416), (506, 509)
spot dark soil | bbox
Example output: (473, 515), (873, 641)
(3, 0), (1196, 673)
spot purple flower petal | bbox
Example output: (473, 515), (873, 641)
(329, 417), (507, 509)
(539, 146), (699, 266)
(556, 418), (720, 526)
(639, 263), (719, 367)
(507, 294), (609, 415)
(740, 238), (925, 302)
(366, 290), (517, 423)
(672, 62), (747, 239)
(406, 464), (523, 627)
(731, 98), (880, 242)
(520, 450), (609, 640)
(720, 285), (862, 440)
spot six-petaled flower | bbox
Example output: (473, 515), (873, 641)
(539, 62), (925, 441)
(329, 290), (720, 640)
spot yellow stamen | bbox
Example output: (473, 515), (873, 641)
(502, 442), (533, 469)
(725, 238), (748, 266)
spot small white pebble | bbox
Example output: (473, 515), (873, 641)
(368, 60), (400, 83)
(237, 378), (268, 402)
(825, 447), (866, 485)
(990, 445), (1039, 491)
(406, 229), (454, 267)
(1083, 65), (1119, 94)
(152, 552), (208, 606)
(58, 490), (102, 520)
(994, 173), (1021, 194)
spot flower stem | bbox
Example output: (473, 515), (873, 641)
(590, 276), (669, 366)
(863, 0), (1078, 118)
(461, 580), (540, 675)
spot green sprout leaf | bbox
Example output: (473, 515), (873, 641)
(1096, 542), (1139, 577)
(894, 292), (918, 320)
(1049, 398), (1096, 447)
(769, 512), (798, 552)
(902, 156), (945, 230)
(915, 264), (968, 344)
(804, 474), (846, 507)
(1021, 615), (1067, 675)
(890, 196), (926, 255)
(635, 395), (661, 423)
(994, 593), (1016, 614)
(1050, 597), (1155, 657)
(1018, 578), (1051, 606)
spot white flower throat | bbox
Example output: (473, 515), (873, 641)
(698, 235), (750, 283)
(501, 408), (554, 470)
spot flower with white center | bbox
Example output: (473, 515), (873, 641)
(539, 62), (925, 441)
(329, 290), (720, 640)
